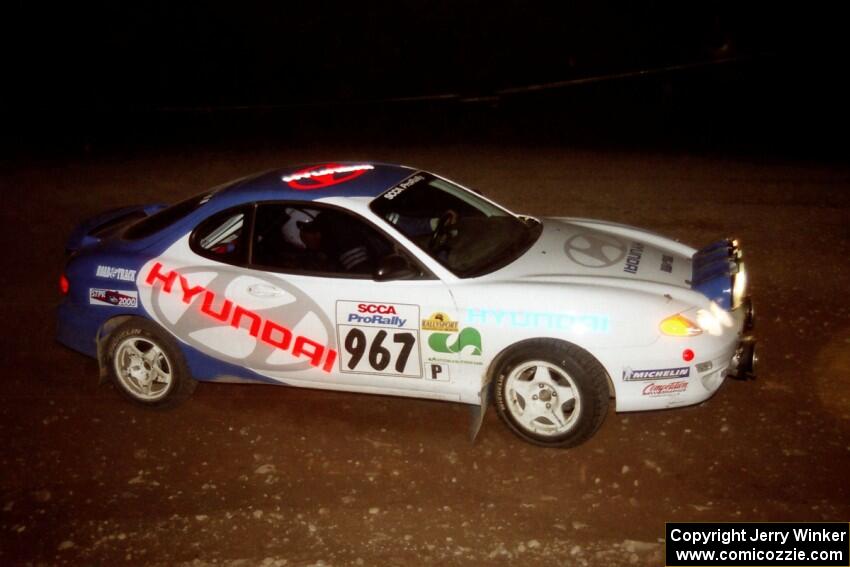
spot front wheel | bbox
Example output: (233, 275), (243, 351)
(493, 340), (609, 447)
(105, 319), (196, 407)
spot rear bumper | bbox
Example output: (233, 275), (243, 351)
(56, 301), (100, 358)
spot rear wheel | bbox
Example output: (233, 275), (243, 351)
(493, 340), (609, 447)
(106, 319), (196, 407)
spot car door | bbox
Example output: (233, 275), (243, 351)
(222, 202), (463, 400)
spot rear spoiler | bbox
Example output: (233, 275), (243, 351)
(65, 203), (167, 254)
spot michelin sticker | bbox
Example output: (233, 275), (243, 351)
(622, 366), (690, 381)
(336, 301), (422, 377)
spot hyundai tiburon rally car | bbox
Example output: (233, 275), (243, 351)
(57, 163), (756, 447)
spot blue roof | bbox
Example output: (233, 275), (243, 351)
(213, 162), (415, 204)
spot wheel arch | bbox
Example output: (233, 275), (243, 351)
(95, 315), (148, 383)
(484, 337), (615, 400)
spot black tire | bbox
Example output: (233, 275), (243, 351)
(493, 339), (609, 447)
(105, 318), (196, 408)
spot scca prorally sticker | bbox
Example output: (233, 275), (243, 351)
(90, 288), (138, 307)
(282, 163), (373, 190)
(383, 173), (425, 200)
(623, 366), (690, 381)
(336, 301), (422, 377)
(96, 265), (137, 282)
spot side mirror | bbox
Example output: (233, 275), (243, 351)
(374, 254), (418, 281)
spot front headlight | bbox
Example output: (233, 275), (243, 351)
(696, 309), (722, 336)
(709, 300), (734, 328)
(660, 314), (702, 337)
(697, 302), (733, 336)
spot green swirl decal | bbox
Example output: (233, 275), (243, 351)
(428, 327), (482, 355)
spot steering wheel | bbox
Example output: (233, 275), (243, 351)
(428, 211), (455, 251)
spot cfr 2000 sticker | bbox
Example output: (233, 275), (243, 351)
(336, 301), (422, 377)
(90, 288), (138, 307)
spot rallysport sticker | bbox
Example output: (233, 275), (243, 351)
(336, 301), (422, 377)
(421, 312), (459, 332)
(89, 288), (138, 307)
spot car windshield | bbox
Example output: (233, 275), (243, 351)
(370, 172), (541, 277)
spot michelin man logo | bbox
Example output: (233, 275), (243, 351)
(144, 265), (336, 373)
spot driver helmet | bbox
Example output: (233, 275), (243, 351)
(281, 207), (319, 249)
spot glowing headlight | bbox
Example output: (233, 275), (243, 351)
(660, 314), (702, 337)
(709, 300), (734, 328)
(696, 308), (723, 336)
(732, 261), (747, 308)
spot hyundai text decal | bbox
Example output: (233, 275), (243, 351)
(96, 265), (137, 282)
(622, 242), (645, 274)
(89, 288), (138, 307)
(144, 263), (337, 372)
(467, 308), (610, 333)
(623, 366), (690, 381)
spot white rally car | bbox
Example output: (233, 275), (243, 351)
(57, 163), (756, 447)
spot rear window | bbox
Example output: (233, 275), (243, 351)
(123, 193), (210, 240)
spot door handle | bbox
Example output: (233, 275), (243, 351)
(247, 284), (285, 297)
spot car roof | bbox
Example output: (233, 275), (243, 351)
(211, 162), (417, 206)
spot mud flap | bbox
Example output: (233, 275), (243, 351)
(469, 382), (490, 442)
(96, 331), (109, 384)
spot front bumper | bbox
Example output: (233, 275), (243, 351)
(615, 297), (756, 412)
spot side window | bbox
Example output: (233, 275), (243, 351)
(190, 207), (250, 265)
(251, 204), (415, 278)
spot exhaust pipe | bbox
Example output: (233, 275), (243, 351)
(729, 338), (757, 380)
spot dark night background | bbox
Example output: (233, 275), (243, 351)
(3, 3), (850, 565)
(4, 2), (849, 157)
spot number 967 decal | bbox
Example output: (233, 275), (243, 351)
(335, 301), (422, 377)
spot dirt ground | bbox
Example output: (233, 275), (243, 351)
(1, 143), (849, 566)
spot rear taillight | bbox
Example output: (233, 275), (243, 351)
(60, 274), (69, 295)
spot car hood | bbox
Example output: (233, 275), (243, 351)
(492, 217), (693, 288)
